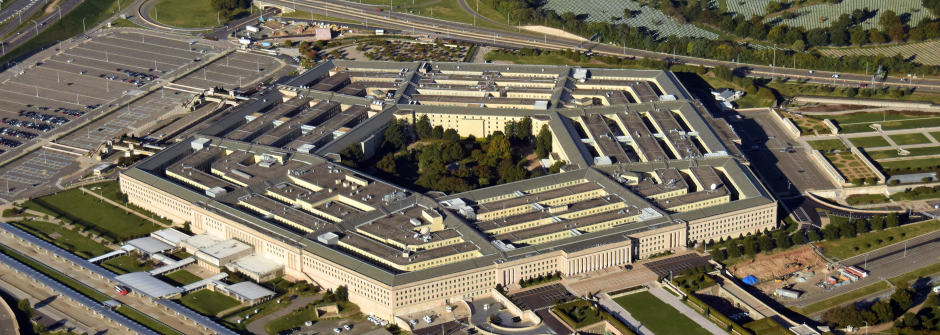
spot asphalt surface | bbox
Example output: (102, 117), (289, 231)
(643, 253), (713, 278)
(0, 0), (85, 60)
(786, 229), (940, 307)
(258, 0), (940, 92)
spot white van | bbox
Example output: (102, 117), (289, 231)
(933, 285), (940, 293)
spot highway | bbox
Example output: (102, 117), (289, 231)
(0, 0), (84, 63)
(258, 0), (940, 92)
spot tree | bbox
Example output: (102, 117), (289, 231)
(807, 28), (829, 46)
(283, 40), (294, 48)
(726, 242), (741, 258)
(415, 115), (432, 139)
(841, 222), (857, 238)
(850, 27), (869, 46)
(33, 323), (46, 334)
(851, 178), (864, 186)
(335, 285), (349, 301)
(431, 125), (444, 139)
(791, 231), (806, 246)
(774, 231), (791, 249)
(443, 128), (460, 142)
(870, 29), (887, 44)
(711, 248), (727, 261)
(892, 284), (913, 312)
(383, 119), (407, 151)
(823, 224), (841, 241)
(866, 177), (877, 185)
(872, 299), (893, 323)
(17, 299), (32, 318)
(886, 212), (900, 228)
(339, 144), (364, 168)
(758, 235), (775, 253)
(764, 1), (782, 14)
(377, 154), (397, 175)
(807, 229), (821, 242)
(855, 219), (870, 234)
(535, 125), (552, 158)
(792, 40), (806, 52)
(743, 236), (758, 257)
(870, 215), (884, 230)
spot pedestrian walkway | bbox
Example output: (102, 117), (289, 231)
(597, 296), (653, 335)
(245, 295), (321, 335)
(647, 286), (727, 335)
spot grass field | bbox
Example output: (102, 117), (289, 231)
(279, 11), (361, 25)
(818, 220), (940, 260)
(865, 146), (940, 160)
(889, 261), (940, 286)
(808, 139), (847, 151)
(9, 220), (112, 259)
(408, 0), (504, 30)
(179, 289), (242, 316)
(220, 293), (290, 332)
(102, 256), (154, 275)
(889, 133), (933, 145)
(150, 0), (245, 28)
(743, 318), (790, 335)
(613, 292), (710, 335)
(163, 270), (202, 286)
(848, 136), (890, 148)
(876, 157), (940, 171)
(0, 0), (135, 64)
(116, 306), (185, 335)
(264, 300), (357, 335)
(22, 187), (163, 239)
(840, 117), (940, 134)
(484, 51), (646, 69)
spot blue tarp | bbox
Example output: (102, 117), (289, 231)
(742, 275), (759, 285)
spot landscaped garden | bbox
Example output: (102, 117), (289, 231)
(20, 186), (166, 242)
(178, 289), (242, 316)
(807, 139), (847, 151)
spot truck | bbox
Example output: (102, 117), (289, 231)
(846, 266), (869, 278)
(775, 288), (801, 299)
(245, 25), (260, 33)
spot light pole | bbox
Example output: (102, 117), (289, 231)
(30, 20), (38, 35)
(82, 18), (87, 33)
(864, 253), (867, 269)
(218, 12), (221, 25)
(904, 241), (909, 257)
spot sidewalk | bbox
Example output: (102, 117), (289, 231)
(647, 286), (727, 335)
(597, 296), (653, 335)
(245, 295), (321, 335)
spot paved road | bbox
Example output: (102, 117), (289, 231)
(0, 286), (17, 335)
(257, 0), (940, 93)
(787, 229), (940, 307)
(0, 0), (85, 59)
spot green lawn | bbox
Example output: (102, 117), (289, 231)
(743, 318), (790, 335)
(279, 11), (361, 25)
(844, 194), (889, 206)
(889, 261), (940, 286)
(807, 139), (848, 151)
(163, 270), (202, 286)
(169, 251), (193, 261)
(102, 256), (154, 274)
(265, 303), (320, 335)
(178, 289), (242, 316)
(877, 157), (940, 171)
(9, 220), (112, 259)
(865, 146), (940, 160)
(407, 0), (503, 30)
(848, 136), (890, 148)
(613, 292), (710, 335)
(22, 187), (163, 240)
(818, 220), (940, 260)
(840, 117), (940, 134)
(0, 0), (135, 64)
(107, 18), (142, 28)
(889, 133), (933, 145)
(150, 0), (245, 28)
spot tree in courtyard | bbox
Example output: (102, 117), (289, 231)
(535, 125), (552, 158)
(431, 125), (444, 139)
(443, 128), (460, 142)
(377, 154), (397, 175)
(415, 115), (432, 139)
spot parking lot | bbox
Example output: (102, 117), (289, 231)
(0, 149), (81, 198)
(643, 254), (713, 278)
(0, 28), (287, 201)
(510, 284), (573, 311)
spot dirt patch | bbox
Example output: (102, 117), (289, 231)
(728, 246), (825, 281)
(44, 0), (64, 13)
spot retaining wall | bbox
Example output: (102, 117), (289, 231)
(793, 96), (939, 109)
